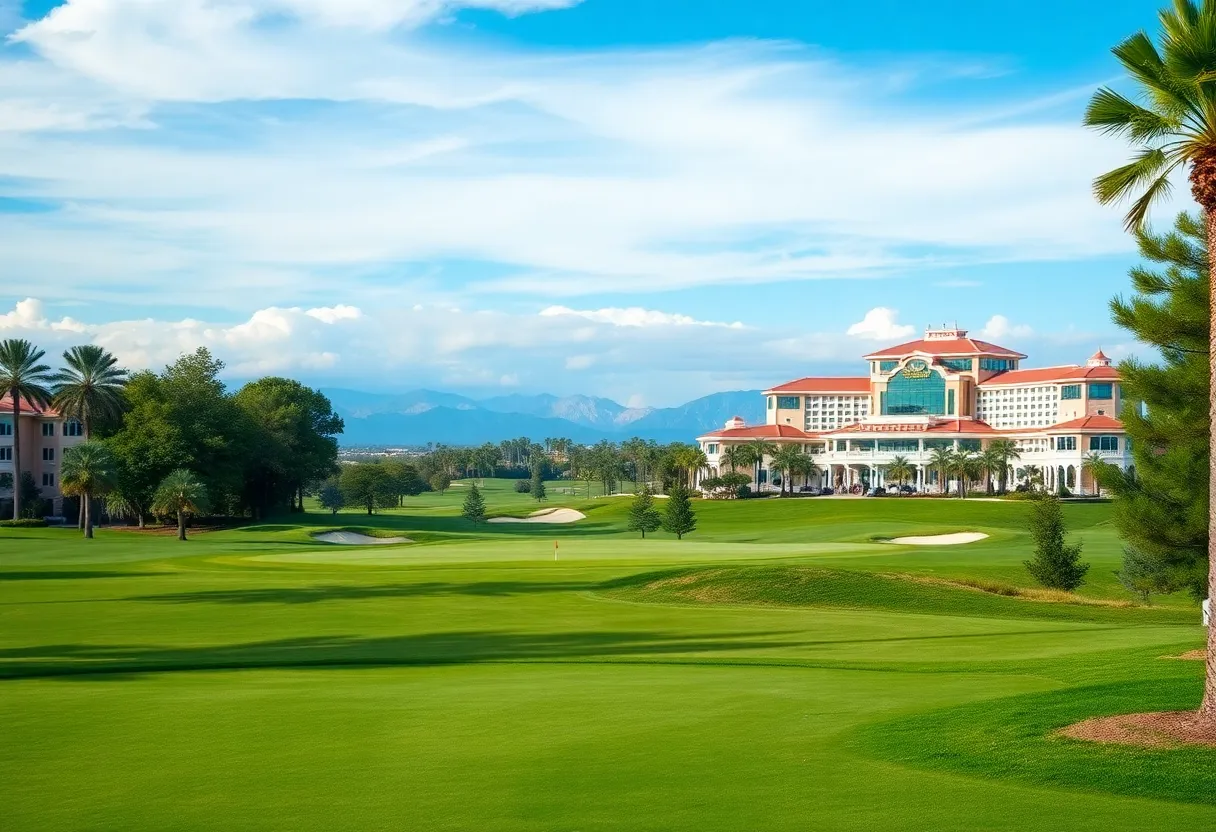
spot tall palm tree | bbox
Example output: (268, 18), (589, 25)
(720, 444), (746, 476)
(951, 451), (985, 500)
(770, 444), (804, 496)
(51, 345), (128, 439)
(1085, 0), (1216, 720)
(985, 438), (1022, 494)
(1022, 464), (1044, 492)
(928, 447), (956, 495)
(151, 469), (211, 541)
(1082, 452), (1109, 497)
(885, 455), (915, 494)
(60, 442), (117, 539)
(748, 439), (779, 492)
(0, 339), (54, 520)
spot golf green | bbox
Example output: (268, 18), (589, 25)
(1, 485), (1211, 830)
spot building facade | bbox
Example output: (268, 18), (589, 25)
(0, 395), (84, 516)
(697, 327), (1131, 495)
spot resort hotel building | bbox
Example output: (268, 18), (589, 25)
(697, 326), (1130, 495)
(0, 396), (84, 516)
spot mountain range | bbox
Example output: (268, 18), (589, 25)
(322, 388), (766, 447)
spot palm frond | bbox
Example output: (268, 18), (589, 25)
(1084, 87), (1183, 140)
(1111, 31), (1201, 121)
(1125, 169), (1178, 231)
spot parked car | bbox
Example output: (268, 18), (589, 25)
(819, 487), (835, 496)
(865, 488), (888, 497)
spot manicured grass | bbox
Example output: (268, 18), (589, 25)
(0, 483), (1210, 830)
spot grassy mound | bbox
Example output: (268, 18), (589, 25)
(599, 566), (1195, 624)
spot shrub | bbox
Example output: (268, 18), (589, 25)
(0, 518), (49, 528)
(735, 484), (752, 499)
(1024, 493), (1089, 590)
(514, 480), (531, 493)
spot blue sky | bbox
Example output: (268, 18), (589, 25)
(0, 1), (1176, 406)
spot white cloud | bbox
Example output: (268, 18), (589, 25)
(846, 307), (916, 341)
(306, 304), (362, 324)
(979, 314), (1033, 340)
(565, 354), (595, 370)
(540, 306), (745, 328)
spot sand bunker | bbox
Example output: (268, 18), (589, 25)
(886, 532), (989, 546)
(313, 531), (411, 545)
(1060, 711), (1216, 748)
(488, 508), (587, 524)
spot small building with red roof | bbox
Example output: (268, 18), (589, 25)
(697, 327), (1129, 495)
(1, 394), (84, 514)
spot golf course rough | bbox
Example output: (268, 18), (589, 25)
(1, 479), (1211, 831)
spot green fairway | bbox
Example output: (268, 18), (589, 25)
(1, 484), (1211, 831)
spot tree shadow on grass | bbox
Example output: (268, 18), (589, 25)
(129, 580), (600, 605)
(0, 571), (165, 581)
(0, 629), (796, 681)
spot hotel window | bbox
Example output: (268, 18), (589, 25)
(980, 358), (1014, 372)
(41, 422), (55, 437)
(64, 420), (84, 437)
(0, 447), (10, 462)
(42, 448), (55, 462)
(1060, 384), (1082, 400)
(42, 472), (55, 487)
(939, 358), (973, 372)
(706, 444), (718, 454)
(923, 439), (954, 451)
(883, 367), (946, 416)
(0, 420), (10, 437)
(776, 396), (800, 409)
(1055, 436), (1076, 451)
(1088, 383), (1114, 400)
(879, 360), (898, 373)
(947, 389), (955, 415)
(835, 440), (848, 452)
(877, 439), (919, 453)
(1090, 435), (1119, 452)
(767, 397), (775, 410)
(957, 439), (982, 452)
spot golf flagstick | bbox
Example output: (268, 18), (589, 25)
(554, 541), (558, 561)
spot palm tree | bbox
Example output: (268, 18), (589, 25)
(951, 451), (985, 500)
(60, 442), (117, 539)
(1082, 452), (1109, 497)
(151, 469), (211, 541)
(1085, 0), (1216, 720)
(770, 444), (805, 496)
(985, 438), (1021, 494)
(791, 454), (821, 492)
(928, 447), (956, 495)
(748, 439), (778, 492)
(720, 444), (747, 476)
(1022, 464), (1044, 492)
(885, 455), (915, 494)
(51, 345), (129, 439)
(0, 339), (54, 520)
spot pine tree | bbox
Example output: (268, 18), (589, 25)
(627, 486), (662, 538)
(1099, 211), (1210, 599)
(1024, 494), (1089, 591)
(662, 483), (697, 540)
(530, 463), (546, 502)
(462, 483), (486, 524)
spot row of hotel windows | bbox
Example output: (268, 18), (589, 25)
(707, 435), (1123, 455)
(0, 448), (59, 461)
(0, 420), (84, 437)
(873, 358), (1018, 374)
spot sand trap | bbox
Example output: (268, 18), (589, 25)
(886, 532), (989, 546)
(488, 508), (587, 524)
(313, 531), (411, 545)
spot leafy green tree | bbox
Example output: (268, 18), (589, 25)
(380, 460), (425, 507)
(60, 441), (118, 539)
(662, 483), (697, 540)
(151, 469), (211, 542)
(429, 471), (452, 494)
(14, 471), (42, 519)
(1117, 545), (1179, 604)
(628, 486), (662, 538)
(340, 464), (396, 516)
(318, 482), (344, 515)
(1084, 0), (1216, 721)
(0, 339), (53, 520)
(530, 463), (546, 501)
(747, 439), (778, 492)
(51, 345), (128, 439)
(1024, 494), (1090, 591)
(462, 483), (486, 524)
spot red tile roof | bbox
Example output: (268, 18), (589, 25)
(821, 418), (997, 436)
(978, 365), (1120, 386)
(863, 337), (1025, 360)
(1045, 414), (1124, 432)
(0, 395), (60, 417)
(765, 377), (871, 394)
(697, 424), (817, 441)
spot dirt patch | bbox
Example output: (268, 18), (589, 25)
(1164, 650), (1207, 661)
(1059, 711), (1216, 748)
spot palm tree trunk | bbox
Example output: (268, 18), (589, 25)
(1202, 210), (1216, 720)
(177, 511), (187, 541)
(83, 491), (93, 539)
(10, 398), (20, 520)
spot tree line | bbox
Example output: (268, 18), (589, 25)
(0, 341), (343, 538)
